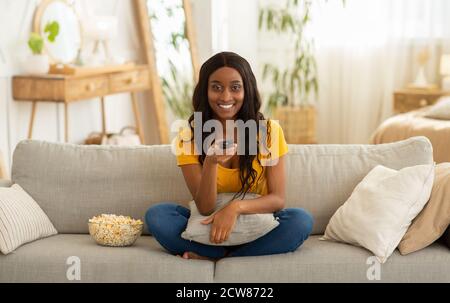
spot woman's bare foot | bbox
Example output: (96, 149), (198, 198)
(181, 251), (216, 261)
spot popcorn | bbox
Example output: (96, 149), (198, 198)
(88, 214), (143, 247)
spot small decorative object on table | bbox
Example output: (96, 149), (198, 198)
(408, 47), (438, 90)
(23, 29), (55, 74)
(82, 15), (120, 66)
(88, 214), (143, 247)
(101, 126), (141, 146)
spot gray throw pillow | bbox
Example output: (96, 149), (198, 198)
(0, 184), (58, 254)
(181, 193), (279, 246)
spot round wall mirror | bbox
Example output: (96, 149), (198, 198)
(33, 0), (82, 64)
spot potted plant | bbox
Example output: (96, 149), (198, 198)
(25, 32), (49, 74)
(259, 0), (343, 143)
(24, 21), (59, 74)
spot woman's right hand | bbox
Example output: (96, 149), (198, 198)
(205, 141), (237, 165)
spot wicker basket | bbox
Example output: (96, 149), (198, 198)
(273, 105), (316, 144)
(84, 126), (140, 145)
(84, 132), (107, 145)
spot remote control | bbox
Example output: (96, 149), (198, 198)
(220, 139), (234, 150)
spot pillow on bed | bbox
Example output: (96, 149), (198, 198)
(181, 193), (279, 246)
(423, 97), (450, 120)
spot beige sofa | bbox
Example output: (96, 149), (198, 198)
(0, 137), (449, 282)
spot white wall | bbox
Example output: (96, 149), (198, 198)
(0, 0), (181, 176)
(190, 0), (213, 65)
(188, 0), (260, 78)
(210, 0), (259, 76)
(164, 0), (260, 139)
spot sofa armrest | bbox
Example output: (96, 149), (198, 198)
(0, 179), (13, 187)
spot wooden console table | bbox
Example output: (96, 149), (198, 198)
(393, 88), (450, 113)
(12, 65), (150, 143)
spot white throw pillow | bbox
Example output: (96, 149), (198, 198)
(321, 164), (435, 263)
(181, 193), (279, 246)
(423, 97), (450, 120)
(0, 184), (58, 254)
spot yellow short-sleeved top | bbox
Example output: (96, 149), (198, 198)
(172, 120), (288, 196)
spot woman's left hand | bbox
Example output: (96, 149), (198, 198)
(201, 201), (240, 244)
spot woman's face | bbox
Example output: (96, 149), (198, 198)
(207, 66), (244, 122)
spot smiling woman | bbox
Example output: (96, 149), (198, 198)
(145, 51), (314, 261)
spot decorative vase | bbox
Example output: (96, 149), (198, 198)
(23, 54), (50, 74)
(273, 105), (317, 144)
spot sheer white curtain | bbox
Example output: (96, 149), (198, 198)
(309, 0), (450, 143)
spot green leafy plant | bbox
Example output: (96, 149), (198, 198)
(28, 32), (44, 55)
(44, 21), (60, 42)
(259, 0), (344, 113)
(27, 20), (60, 55)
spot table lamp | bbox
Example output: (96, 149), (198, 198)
(440, 54), (450, 91)
(82, 16), (119, 66)
(408, 48), (437, 89)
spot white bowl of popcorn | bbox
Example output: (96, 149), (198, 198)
(88, 214), (144, 247)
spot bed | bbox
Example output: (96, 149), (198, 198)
(370, 107), (450, 163)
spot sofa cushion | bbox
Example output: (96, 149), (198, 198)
(285, 136), (433, 234)
(321, 164), (434, 263)
(11, 141), (192, 234)
(11, 137), (433, 235)
(214, 235), (450, 283)
(181, 193), (279, 245)
(399, 162), (450, 254)
(0, 234), (214, 282)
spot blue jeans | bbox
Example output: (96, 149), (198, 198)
(145, 203), (314, 259)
